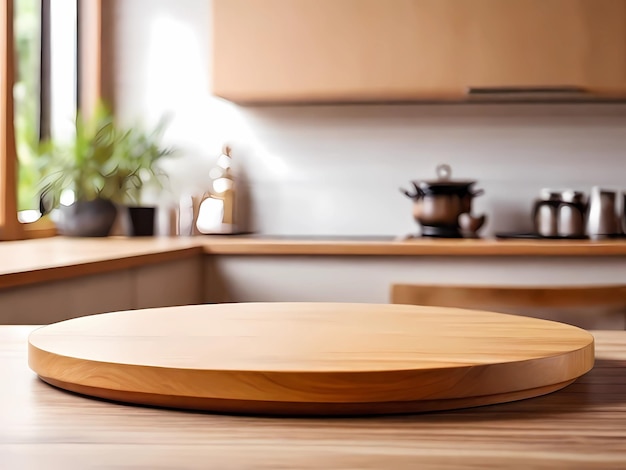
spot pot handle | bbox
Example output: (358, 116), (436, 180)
(471, 188), (485, 198)
(399, 185), (424, 199)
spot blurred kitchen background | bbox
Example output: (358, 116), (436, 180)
(113, 0), (626, 237)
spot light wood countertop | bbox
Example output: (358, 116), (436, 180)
(3, 325), (626, 469)
(200, 236), (626, 256)
(0, 237), (202, 289)
(1, 236), (626, 290)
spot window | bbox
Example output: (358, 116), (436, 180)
(1, 0), (109, 241)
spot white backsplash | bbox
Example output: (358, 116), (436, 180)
(113, 0), (626, 236)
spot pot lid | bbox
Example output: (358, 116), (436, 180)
(412, 164), (476, 189)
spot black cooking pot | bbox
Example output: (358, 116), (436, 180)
(400, 164), (484, 236)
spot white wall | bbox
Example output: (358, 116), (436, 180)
(113, 0), (626, 237)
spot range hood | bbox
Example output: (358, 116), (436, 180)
(464, 86), (615, 103)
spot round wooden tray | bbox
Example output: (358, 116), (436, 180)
(28, 302), (594, 416)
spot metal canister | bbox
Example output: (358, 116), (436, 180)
(557, 190), (586, 237)
(533, 190), (560, 237)
(534, 201), (558, 237)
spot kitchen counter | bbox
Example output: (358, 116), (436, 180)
(2, 325), (625, 468)
(1, 236), (626, 290)
(0, 237), (203, 289)
(201, 235), (626, 256)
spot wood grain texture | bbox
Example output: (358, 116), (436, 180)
(212, 0), (626, 103)
(3, 326), (626, 468)
(28, 303), (594, 415)
(0, 0), (21, 241)
(33, 376), (578, 417)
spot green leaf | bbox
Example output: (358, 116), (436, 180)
(35, 99), (178, 208)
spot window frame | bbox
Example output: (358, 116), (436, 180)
(1, 0), (20, 240)
(1, 0), (111, 241)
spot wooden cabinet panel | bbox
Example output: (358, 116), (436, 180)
(134, 258), (203, 309)
(213, 0), (469, 102)
(212, 0), (626, 102)
(465, 0), (626, 91)
(0, 271), (133, 325)
(0, 260), (203, 325)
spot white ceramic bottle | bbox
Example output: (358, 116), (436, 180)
(194, 144), (237, 235)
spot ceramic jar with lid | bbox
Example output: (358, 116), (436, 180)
(533, 189), (586, 238)
(401, 164), (486, 238)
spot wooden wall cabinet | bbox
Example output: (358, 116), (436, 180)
(212, 0), (626, 103)
(465, 0), (626, 94)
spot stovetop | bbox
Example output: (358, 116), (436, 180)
(242, 234), (402, 241)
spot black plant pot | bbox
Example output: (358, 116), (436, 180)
(127, 206), (156, 236)
(57, 199), (118, 237)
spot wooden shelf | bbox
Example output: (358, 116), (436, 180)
(1, 236), (626, 290)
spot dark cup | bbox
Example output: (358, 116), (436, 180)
(128, 206), (156, 236)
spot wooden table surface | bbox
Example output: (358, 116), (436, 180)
(3, 326), (626, 469)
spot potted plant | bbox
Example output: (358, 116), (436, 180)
(111, 117), (175, 236)
(38, 103), (123, 237)
(38, 104), (175, 237)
